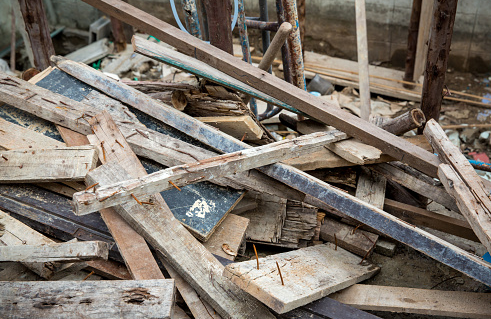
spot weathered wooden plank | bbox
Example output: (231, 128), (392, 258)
(0, 146), (98, 183)
(0, 241), (109, 262)
(197, 115), (263, 141)
(369, 162), (459, 213)
(355, 0), (371, 120)
(383, 199), (478, 242)
(223, 243), (380, 313)
(438, 164), (491, 254)
(202, 213), (249, 261)
(0, 117), (65, 150)
(355, 167), (386, 210)
(73, 129), (346, 215)
(330, 284), (491, 319)
(320, 218), (378, 258)
(0, 279), (175, 318)
(85, 111), (275, 319)
(326, 139), (382, 165)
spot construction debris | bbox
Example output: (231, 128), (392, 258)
(1, 0), (491, 318)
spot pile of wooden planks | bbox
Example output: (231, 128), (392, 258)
(1, 0), (491, 318)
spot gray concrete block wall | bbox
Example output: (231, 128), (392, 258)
(0, 0), (490, 72)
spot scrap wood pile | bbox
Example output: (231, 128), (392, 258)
(1, 0), (491, 318)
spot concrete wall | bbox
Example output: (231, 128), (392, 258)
(1, 0), (490, 72)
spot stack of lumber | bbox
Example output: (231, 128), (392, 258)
(1, 0), (491, 318)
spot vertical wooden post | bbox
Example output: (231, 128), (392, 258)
(17, 0), (55, 70)
(355, 0), (371, 120)
(202, 0), (233, 54)
(403, 0), (422, 88)
(413, 0), (435, 82)
(110, 17), (127, 52)
(420, 0), (458, 125)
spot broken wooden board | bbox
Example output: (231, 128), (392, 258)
(424, 119), (491, 214)
(197, 115), (263, 141)
(0, 146), (97, 183)
(73, 129), (346, 215)
(438, 164), (491, 254)
(320, 218), (378, 258)
(330, 284), (491, 319)
(44, 60), (491, 285)
(202, 213), (249, 261)
(85, 112), (275, 318)
(0, 241), (109, 262)
(369, 162), (459, 213)
(224, 242), (379, 313)
(0, 279), (175, 318)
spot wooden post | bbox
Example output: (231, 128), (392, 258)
(17, 0), (55, 70)
(201, 0), (233, 54)
(355, 0), (371, 120)
(297, 0), (306, 56)
(420, 0), (458, 125)
(403, 0), (422, 88)
(109, 17), (127, 52)
(413, 0), (435, 82)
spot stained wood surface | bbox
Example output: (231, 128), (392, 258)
(383, 199), (478, 242)
(320, 218), (378, 257)
(74, 130), (346, 215)
(330, 284), (491, 319)
(0, 241), (109, 262)
(224, 242), (380, 313)
(197, 115), (263, 140)
(85, 111), (275, 319)
(0, 146), (98, 183)
(202, 213), (249, 261)
(369, 162), (459, 212)
(0, 279), (175, 318)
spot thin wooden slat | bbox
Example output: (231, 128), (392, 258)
(223, 243), (380, 313)
(330, 284), (491, 319)
(73, 130), (346, 215)
(0, 241), (109, 262)
(0, 280), (175, 318)
(0, 146), (98, 183)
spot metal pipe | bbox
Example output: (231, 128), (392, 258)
(245, 20), (279, 31)
(180, 0), (202, 39)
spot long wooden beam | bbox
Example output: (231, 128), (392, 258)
(79, 0), (440, 177)
(0, 241), (109, 262)
(73, 130), (346, 215)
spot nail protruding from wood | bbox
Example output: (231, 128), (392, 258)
(85, 182), (99, 192)
(169, 181), (181, 191)
(100, 141), (107, 162)
(82, 270), (95, 281)
(131, 194), (143, 205)
(253, 244), (259, 270)
(276, 261), (285, 286)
